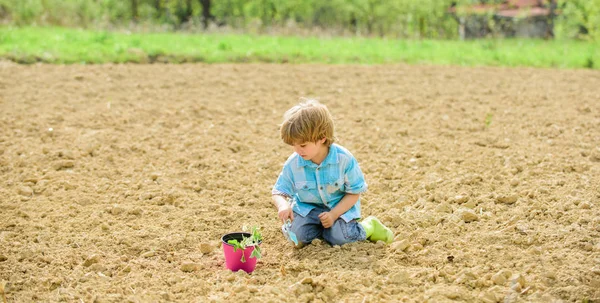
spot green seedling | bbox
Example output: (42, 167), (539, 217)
(227, 226), (262, 263)
(485, 113), (493, 128)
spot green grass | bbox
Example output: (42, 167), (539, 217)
(0, 26), (598, 69)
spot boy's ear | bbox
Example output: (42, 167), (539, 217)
(319, 137), (327, 144)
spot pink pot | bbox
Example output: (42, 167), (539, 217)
(221, 232), (261, 273)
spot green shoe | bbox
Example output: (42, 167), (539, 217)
(360, 216), (394, 244)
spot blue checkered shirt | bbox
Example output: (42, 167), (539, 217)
(272, 143), (368, 222)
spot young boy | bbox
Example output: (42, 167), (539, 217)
(272, 99), (394, 247)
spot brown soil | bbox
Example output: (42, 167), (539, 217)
(0, 62), (599, 302)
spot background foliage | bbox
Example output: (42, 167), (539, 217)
(0, 0), (598, 40)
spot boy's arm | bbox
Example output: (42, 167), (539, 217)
(272, 194), (294, 222)
(272, 161), (295, 222)
(318, 193), (359, 228)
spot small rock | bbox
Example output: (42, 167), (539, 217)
(150, 172), (161, 181)
(424, 182), (437, 191)
(510, 273), (527, 291)
(292, 284), (313, 296)
(463, 199), (478, 209)
(141, 251), (155, 258)
(18, 186), (33, 196)
(496, 194), (518, 204)
(388, 271), (410, 284)
(454, 195), (469, 204)
(443, 289), (461, 299)
(455, 270), (477, 284)
(590, 278), (600, 289)
(159, 291), (170, 301)
(411, 242), (424, 251)
(491, 272), (507, 285)
(436, 202), (453, 213)
(199, 243), (215, 254)
(38, 256), (53, 264)
(110, 205), (125, 215)
(127, 208), (143, 216)
(590, 150), (600, 162)
(180, 262), (200, 272)
(225, 273), (236, 282)
(140, 192), (154, 200)
(88, 263), (107, 273)
(0, 255), (7, 262)
(53, 160), (75, 170)
(542, 271), (556, 279)
(479, 291), (499, 303)
(23, 177), (38, 184)
(234, 285), (247, 293)
(83, 254), (100, 267)
(456, 209), (479, 222)
(527, 246), (542, 255)
(300, 277), (313, 285)
(34, 180), (48, 194)
(355, 257), (369, 263)
(391, 239), (410, 252)
(57, 150), (75, 159)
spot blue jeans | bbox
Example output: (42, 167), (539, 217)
(291, 205), (366, 246)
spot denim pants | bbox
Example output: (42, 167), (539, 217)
(291, 204), (366, 246)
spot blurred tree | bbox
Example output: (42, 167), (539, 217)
(174, 0), (193, 24)
(154, 0), (162, 19)
(555, 0), (600, 40)
(199, 0), (215, 28)
(131, 0), (139, 22)
(548, 0), (557, 38)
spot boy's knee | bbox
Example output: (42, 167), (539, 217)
(326, 232), (352, 246)
(291, 225), (321, 245)
(324, 221), (365, 246)
(295, 233), (313, 245)
(323, 227), (352, 246)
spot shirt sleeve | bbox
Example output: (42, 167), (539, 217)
(272, 163), (294, 198)
(343, 156), (368, 194)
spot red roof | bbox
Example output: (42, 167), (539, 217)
(507, 0), (542, 8)
(448, 0), (552, 17)
(496, 7), (550, 17)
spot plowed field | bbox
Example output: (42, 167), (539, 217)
(1, 63), (599, 302)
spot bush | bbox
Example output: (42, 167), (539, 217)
(555, 0), (600, 40)
(0, 0), (597, 40)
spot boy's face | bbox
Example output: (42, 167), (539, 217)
(291, 138), (328, 164)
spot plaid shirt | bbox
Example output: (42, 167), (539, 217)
(272, 143), (368, 222)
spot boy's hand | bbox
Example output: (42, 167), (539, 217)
(278, 204), (294, 222)
(318, 212), (338, 228)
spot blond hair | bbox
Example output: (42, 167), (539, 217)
(280, 99), (335, 146)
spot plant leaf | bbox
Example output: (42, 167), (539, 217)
(227, 239), (243, 252)
(250, 246), (261, 260)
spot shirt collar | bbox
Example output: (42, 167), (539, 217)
(297, 144), (339, 167)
